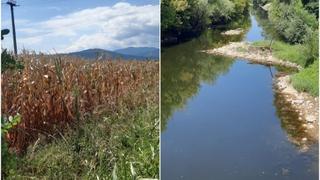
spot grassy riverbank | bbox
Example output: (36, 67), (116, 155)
(292, 61), (318, 96)
(2, 53), (159, 179)
(252, 0), (318, 97)
(252, 41), (308, 67)
(252, 40), (318, 97)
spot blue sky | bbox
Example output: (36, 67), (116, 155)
(1, 0), (159, 53)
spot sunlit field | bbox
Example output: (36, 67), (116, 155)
(2, 53), (159, 179)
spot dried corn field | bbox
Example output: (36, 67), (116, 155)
(2, 54), (159, 154)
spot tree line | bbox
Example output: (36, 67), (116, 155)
(161, 0), (250, 45)
(255, 0), (318, 66)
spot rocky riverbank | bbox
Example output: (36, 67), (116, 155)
(204, 42), (302, 70)
(221, 28), (244, 35)
(274, 75), (319, 143)
(204, 42), (318, 142)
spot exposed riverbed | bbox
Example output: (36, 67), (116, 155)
(161, 14), (318, 180)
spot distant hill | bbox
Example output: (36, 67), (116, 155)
(114, 47), (159, 59)
(66, 47), (159, 60)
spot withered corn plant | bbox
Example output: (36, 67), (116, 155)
(2, 53), (159, 154)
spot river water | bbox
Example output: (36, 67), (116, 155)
(161, 14), (318, 180)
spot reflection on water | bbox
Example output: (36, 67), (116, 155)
(161, 30), (246, 129)
(274, 90), (318, 150)
(250, 6), (282, 41)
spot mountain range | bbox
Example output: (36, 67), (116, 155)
(66, 47), (159, 60)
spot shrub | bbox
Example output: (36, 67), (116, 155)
(162, 0), (210, 41)
(161, 0), (177, 32)
(208, 0), (235, 23)
(231, 0), (250, 15)
(291, 60), (319, 96)
(302, 0), (319, 19)
(179, 0), (210, 36)
(269, 0), (317, 44)
(1, 115), (21, 179)
(161, 0), (250, 42)
(303, 29), (319, 66)
(1, 49), (24, 72)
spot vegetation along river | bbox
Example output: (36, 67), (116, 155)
(161, 13), (318, 180)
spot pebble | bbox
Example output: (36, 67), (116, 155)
(300, 145), (309, 153)
(292, 99), (304, 104)
(306, 115), (315, 123)
(307, 124), (314, 129)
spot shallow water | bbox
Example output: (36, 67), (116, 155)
(161, 14), (318, 180)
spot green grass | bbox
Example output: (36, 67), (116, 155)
(252, 40), (307, 67)
(7, 105), (159, 179)
(253, 40), (318, 97)
(291, 60), (319, 96)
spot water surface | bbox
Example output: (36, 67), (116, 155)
(161, 14), (318, 180)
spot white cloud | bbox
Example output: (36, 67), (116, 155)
(18, 28), (42, 34)
(15, 2), (160, 53)
(64, 32), (158, 52)
(19, 36), (43, 46)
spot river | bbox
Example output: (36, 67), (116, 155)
(161, 13), (318, 180)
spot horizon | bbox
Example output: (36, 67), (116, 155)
(3, 46), (159, 55)
(1, 0), (160, 53)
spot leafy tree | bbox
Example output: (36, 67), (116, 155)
(269, 0), (317, 44)
(301, 0), (319, 18)
(162, 0), (211, 43)
(303, 29), (319, 66)
(161, 0), (178, 32)
(161, 0), (250, 44)
(208, 0), (235, 23)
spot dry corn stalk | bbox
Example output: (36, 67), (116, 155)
(2, 53), (159, 154)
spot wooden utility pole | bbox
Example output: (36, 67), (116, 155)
(7, 0), (18, 55)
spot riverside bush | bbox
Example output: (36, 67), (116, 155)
(161, 0), (210, 41)
(161, 0), (250, 43)
(291, 60), (319, 96)
(303, 29), (318, 66)
(209, 0), (235, 23)
(269, 0), (317, 44)
(302, 0), (319, 18)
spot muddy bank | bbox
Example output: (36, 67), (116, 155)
(274, 75), (319, 142)
(204, 42), (302, 70)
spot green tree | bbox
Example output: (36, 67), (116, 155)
(269, 0), (317, 44)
